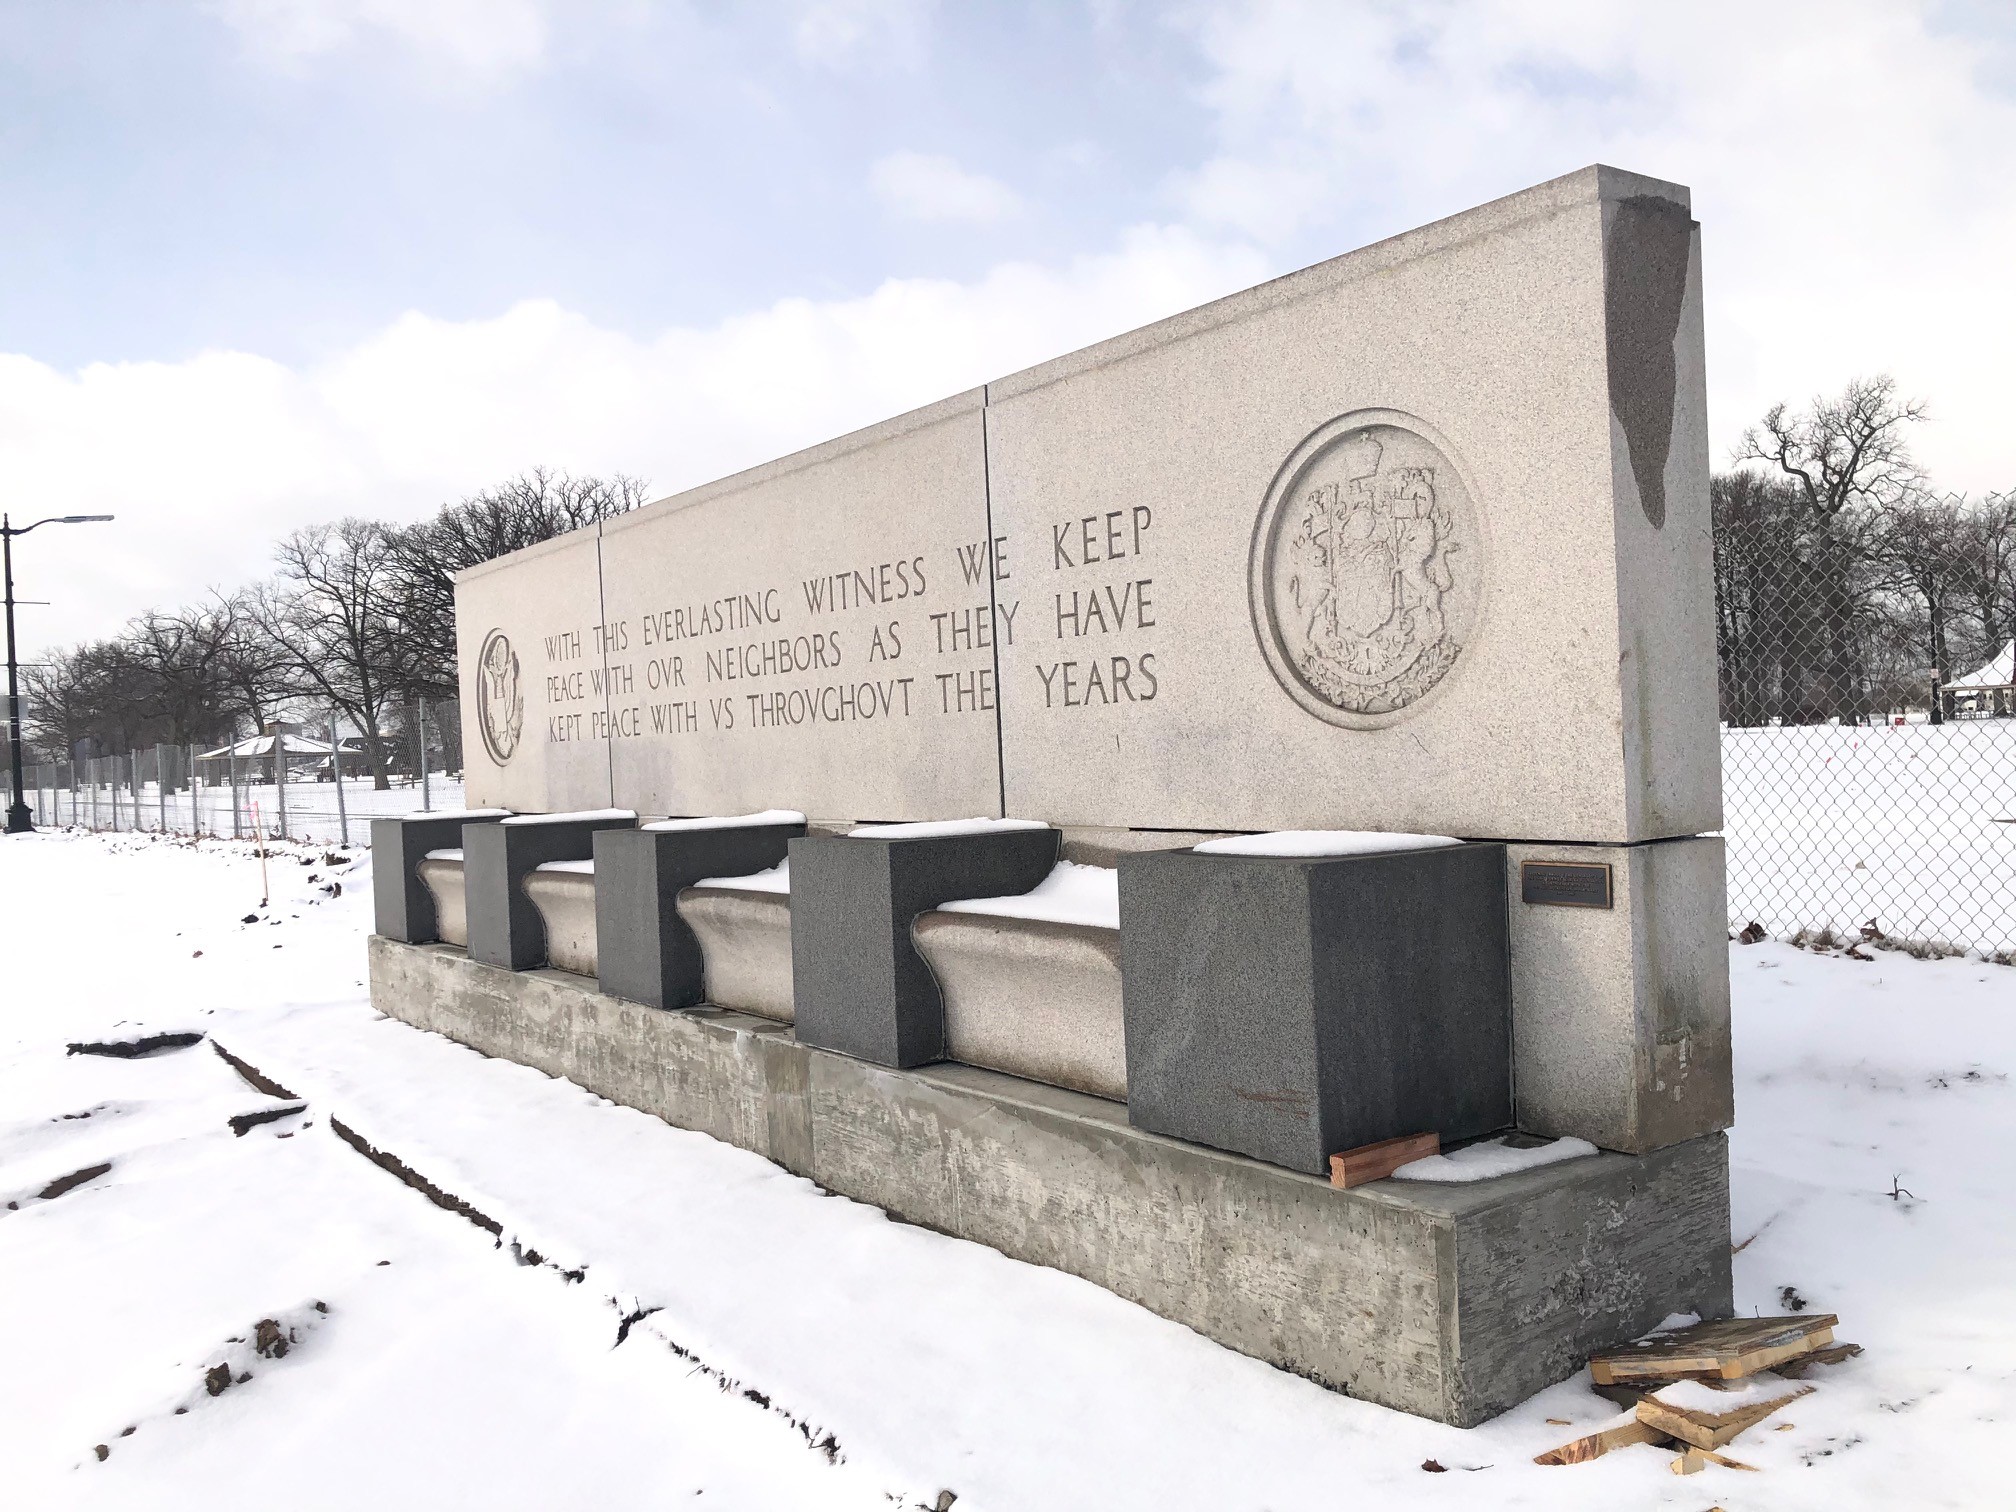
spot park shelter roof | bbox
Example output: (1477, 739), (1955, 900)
(1950, 641), (2014, 690)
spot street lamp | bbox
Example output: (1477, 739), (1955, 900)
(4, 513), (115, 834)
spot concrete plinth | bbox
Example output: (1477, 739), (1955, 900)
(368, 934), (1732, 1426)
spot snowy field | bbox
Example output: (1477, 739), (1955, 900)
(26, 776), (469, 847)
(1722, 718), (2016, 955)
(3, 833), (2011, 1509)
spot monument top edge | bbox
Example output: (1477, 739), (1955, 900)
(988, 163), (1688, 404)
(460, 162), (1690, 584)
(454, 520), (607, 587)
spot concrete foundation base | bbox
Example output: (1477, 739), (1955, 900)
(367, 934), (1732, 1426)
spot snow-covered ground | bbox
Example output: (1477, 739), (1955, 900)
(28, 776), (469, 846)
(3, 831), (2011, 1509)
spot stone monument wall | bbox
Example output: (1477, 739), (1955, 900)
(458, 164), (1718, 846)
(454, 164), (1731, 1155)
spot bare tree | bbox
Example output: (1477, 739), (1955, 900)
(253, 520), (405, 789)
(1734, 376), (1928, 723)
(383, 468), (648, 695)
(1874, 492), (1971, 722)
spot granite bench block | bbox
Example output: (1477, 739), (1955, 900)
(595, 821), (805, 1011)
(790, 827), (1061, 1066)
(1119, 842), (1512, 1175)
(371, 813), (506, 943)
(465, 815), (637, 971)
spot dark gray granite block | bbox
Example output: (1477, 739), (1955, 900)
(595, 820), (806, 1010)
(1119, 843), (1512, 1175)
(465, 814), (636, 970)
(790, 826), (1060, 1066)
(370, 813), (507, 943)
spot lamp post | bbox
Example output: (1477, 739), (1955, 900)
(4, 513), (115, 834)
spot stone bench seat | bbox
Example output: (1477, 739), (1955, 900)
(913, 861), (1126, 1101)
(417, 849), (468, 947)
(525, 860), (598, 978)
(676, 861), (795, 1021)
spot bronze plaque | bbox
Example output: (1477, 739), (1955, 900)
(1520, 860), (1613, 909)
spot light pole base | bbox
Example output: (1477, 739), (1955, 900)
(5, 803), (33, 834)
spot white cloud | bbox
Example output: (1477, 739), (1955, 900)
(791, 0), (936, 72)
(0, 226), (1265, 651)
(869, 150), (1023, 223)
(1172, 0), (2016, 490)
(205, 0), (550, 78)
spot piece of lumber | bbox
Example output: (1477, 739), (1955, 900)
(1637, 1384), (1812, 1449)
(1534, 1418), (1671, 1466)
(1328, 1131), (1438, 1189)
(1671, 1446), (1759, 1474)
(1589, 1315), (1838, 1384)
(1698, 1448), (1759, 1471)
(1774, 1342), (1862, 1379)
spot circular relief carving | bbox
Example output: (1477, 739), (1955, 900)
(476, 628), (525, 765)
(1249, 411), (1484, 729)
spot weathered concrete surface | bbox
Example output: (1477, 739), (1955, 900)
(370, 934), (1731, 1425)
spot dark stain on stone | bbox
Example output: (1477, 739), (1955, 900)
(1604, 195), (1694, 529)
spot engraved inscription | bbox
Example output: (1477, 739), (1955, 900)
(1251, 414), (1483, 729)
(476, 629), (524, 764)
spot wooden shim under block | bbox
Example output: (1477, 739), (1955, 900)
(1534, 1418), (1671, 1466)
(1589, 1315), (1838, 1384)
(1637, 1384), (1812, 1449)
(1328, 1131), (1439, 1189)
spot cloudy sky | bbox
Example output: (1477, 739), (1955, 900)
(3, 0), (2013, 651)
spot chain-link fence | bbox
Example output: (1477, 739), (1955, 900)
(23, 699), (464, 848)
(1715, 487), (2016, 959)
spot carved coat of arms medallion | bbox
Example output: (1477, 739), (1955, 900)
(1249, 412), (1484, 729)
(476, 628), (525, 764)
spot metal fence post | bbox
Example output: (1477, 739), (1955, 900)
(189, 744), (200, 836)
(329, 714), (349, 847)
(155, 742), (168, 832)
(419, 697), (432, 811)
(229, 735), (241, 839)
(275, 734), (288, 842)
